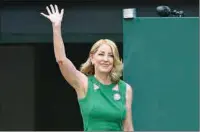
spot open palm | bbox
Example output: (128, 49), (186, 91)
(41, 4), (64, 26)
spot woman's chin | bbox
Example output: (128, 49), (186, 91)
(99, 68), (112, 73)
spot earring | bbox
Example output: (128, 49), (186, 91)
(90, 60), (94, 65)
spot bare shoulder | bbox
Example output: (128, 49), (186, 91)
(125, 82), (133, 94)
(124, 82), (134, 104)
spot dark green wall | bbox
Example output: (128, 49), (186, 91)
(123, 17), (199, 131)
(0, 4), (198, 44)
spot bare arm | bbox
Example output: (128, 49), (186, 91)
(123, 84), (134, 132)
(40, 4), (87, 91)
(52, 24), (87, 90)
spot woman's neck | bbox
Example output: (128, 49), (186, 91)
(94, 72), (111, 85)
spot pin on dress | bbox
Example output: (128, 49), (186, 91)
(114, 93), (121, 101)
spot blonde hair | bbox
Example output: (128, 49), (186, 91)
(80, 39), (123, 83)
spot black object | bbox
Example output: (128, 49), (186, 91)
(156, 6), (185, 17)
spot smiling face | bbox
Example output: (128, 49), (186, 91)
(91, 44), (114, 74)
(80, 39), (123, 83)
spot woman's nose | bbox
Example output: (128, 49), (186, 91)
(103, 56), (108, 61)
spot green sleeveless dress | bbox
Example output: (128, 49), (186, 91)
(78, 75), (127, 131)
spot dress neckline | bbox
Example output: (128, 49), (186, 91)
(92, 75), (116, 88)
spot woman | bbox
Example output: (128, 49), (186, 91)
(40, 4), (134, 131)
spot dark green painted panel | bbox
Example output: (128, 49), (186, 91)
(0, 33), (122, 44)
(123, 17), (199, 131)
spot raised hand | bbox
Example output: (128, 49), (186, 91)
(40, 4), (64, 27)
